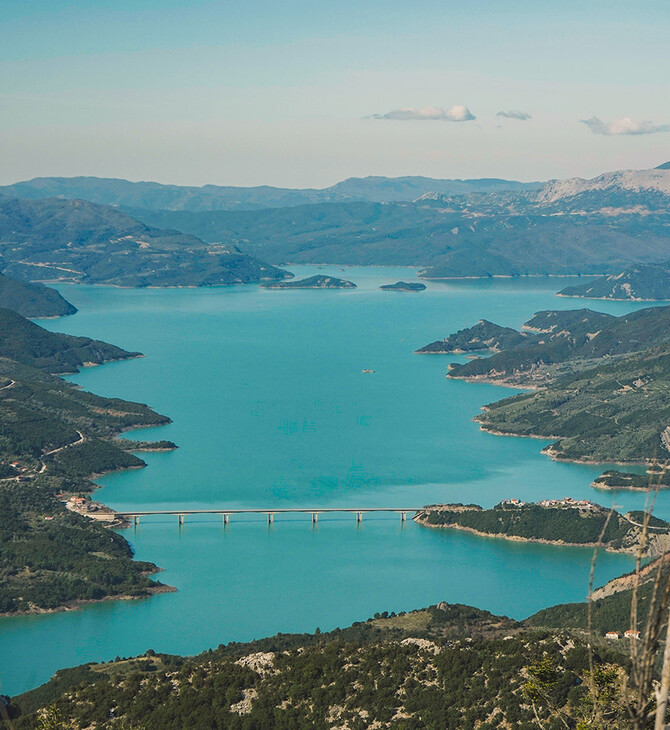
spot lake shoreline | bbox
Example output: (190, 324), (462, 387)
(1, 268), (650, 698)
(0, 578), (176, 619)
(413, 510), (666, 557)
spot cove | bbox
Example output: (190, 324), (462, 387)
(1, 266), (662, 696)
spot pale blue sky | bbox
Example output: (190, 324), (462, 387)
(1, 0), (669, 186)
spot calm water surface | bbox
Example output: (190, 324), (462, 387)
(1, 266), (664, 694)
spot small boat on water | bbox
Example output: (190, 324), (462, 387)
(361, 369), (375, 374)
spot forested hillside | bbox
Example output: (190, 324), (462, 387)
(2, 168), (670, 280)
(0, 308), (137, 373)
(474, 341), (670, 462)
(127, 197), (670, 278)
(0, 313), (173, 615)
(558, 262), (670, 301)
(420, 306), (670, 385)
(0, 273), (76, 318)
(6, 603), (636, 729)
(415, 501), (669, 555)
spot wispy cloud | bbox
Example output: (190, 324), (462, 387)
(581, 116), (670, 136)
(496, 110), (531, 121)
(371, 105), (475, 122)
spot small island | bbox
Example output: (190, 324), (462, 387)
(557, 262), (670, 301)
(379, 281), (426, 292)
(261, 275), (356, 289)
(414, 499), (670, 556)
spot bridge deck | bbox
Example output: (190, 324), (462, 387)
(117, 508), (421, 516)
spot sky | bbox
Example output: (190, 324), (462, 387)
(1, 0), (669, 187)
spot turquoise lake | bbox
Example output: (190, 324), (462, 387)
(2, 265), (666, 696)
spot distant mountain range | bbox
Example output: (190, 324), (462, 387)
(1, 164), (669, 283)
(0, 175), (537, 212)
(120, 165), (670, 277)
(536, 166), (670, 204)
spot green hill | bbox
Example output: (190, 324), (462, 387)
(0, 273), (76, 317)
(526, 552), (670, 634)
(526, 584), (650, 635)
(0, 197), (289, 287)
(416, 319), (529, 354)
(419, 305), (670, 464)
(415, 501), (668, 555)
(0, 307), (138, 373)
(431, 306), (670, 386)
(591, 470), (670, 490)
(379, 281), (426, 291)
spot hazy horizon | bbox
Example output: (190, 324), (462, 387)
(2, 0), (669, 187)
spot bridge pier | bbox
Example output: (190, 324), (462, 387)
(267, 513), (274, 524)
(178, 514), (184, 525)
(312, 512), (318, 523)
(222, 513), (229, 524)
(401, 512), (406, 521)
(133, 515), (139, 526)
(356, 512), (363, 522)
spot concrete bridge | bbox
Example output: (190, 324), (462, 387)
(116, 507), (422, 525)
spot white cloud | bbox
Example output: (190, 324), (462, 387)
(371, 105), (475, 122)
(496, 110), (531, 121)
(581, 116), (670, 136)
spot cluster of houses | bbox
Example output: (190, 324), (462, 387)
(538, 497), (598, 510)
(605, 630), (641, 640)
(500, 497), (598, 510)
(65, 496), (98, 512)
(2, 460), (32, 482)
(61, 495), (115, 522)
